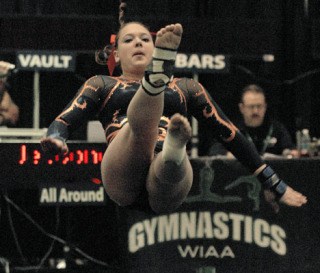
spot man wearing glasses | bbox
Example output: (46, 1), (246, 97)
(237, 84), (297, 157)
(207, 84), (298, 158)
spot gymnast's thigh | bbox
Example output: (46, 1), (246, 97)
(101, 124), (154, 206)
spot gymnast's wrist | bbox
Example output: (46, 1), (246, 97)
(45, 134), (67, 145)
(256, 165), (288, 198)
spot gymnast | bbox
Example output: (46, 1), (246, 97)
(41, 1), (306, 213)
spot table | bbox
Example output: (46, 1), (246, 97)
(0, 143), (319, 273)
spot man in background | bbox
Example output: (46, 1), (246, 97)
(209, 84), (298, 157)
(238, 84), (297, 156)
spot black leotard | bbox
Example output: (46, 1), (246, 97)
(47, 75), (264, 172)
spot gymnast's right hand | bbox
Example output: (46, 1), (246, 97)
(40, 137), (69, 155)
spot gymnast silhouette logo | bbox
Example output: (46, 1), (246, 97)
(186, 163), (261, 211)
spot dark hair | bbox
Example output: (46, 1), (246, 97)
(240, 84), (266, 102)
(95, 0), (127, 67)
(95, 1), (151, 75)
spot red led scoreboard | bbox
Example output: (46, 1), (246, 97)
(0, 143), (106, 190)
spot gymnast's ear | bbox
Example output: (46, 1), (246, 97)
(113, 49), (120, 63)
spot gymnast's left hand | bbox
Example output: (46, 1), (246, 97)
(40, 137), (69, 155)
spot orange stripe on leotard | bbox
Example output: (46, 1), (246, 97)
(100, 77), (139, 111)
(169, 78), (188, 110)
(195, 82), (238, 142)
(56, 76), (100, 123)
(100, 79), (121, 111)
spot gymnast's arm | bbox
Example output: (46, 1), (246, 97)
(182, 78), (263, 172)
(41, 76), (112, 154)
(182, 78), (307, 208)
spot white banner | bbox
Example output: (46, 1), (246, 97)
(16, 50), (76, 71)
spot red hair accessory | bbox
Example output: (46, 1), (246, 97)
(107, 34), (117, 76)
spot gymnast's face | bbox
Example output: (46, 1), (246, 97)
(114, 23), (154, 76)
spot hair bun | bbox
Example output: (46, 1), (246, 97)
(95, 45), (114, 66)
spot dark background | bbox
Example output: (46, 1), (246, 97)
(1, 0), (320, 153)
(1, 2), (320, 271)
(1, 143), (319, 272)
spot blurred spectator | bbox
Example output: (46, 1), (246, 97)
(0, 61), (19, 126)
(209, 84), (298, 158)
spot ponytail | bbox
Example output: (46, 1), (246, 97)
(95, 0), (127, 75)
(119, 0), (127, 28)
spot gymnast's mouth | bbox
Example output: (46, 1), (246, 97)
(132, 51), (145, 57)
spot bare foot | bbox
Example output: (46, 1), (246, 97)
(155, 23), (183, 50)
(167, 113), (191, 148)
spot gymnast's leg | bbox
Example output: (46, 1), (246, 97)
(101, 24), (183, 207)
(146, 114), (193, 213)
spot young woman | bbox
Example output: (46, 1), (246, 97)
(41, 12), (306, 214)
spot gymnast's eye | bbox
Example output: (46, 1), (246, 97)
(141, 34), (151, 42)
(123, 38), (132, 43)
